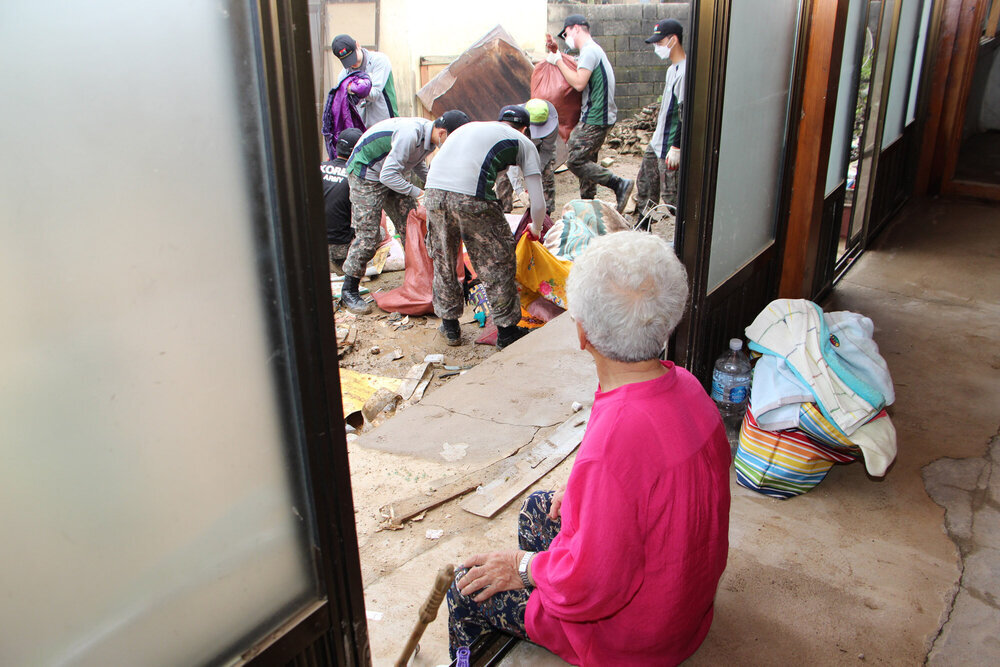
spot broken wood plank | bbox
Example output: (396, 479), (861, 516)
(378, 425), (549, 527)
(459, 408), (590, 519)
(337, 325), (358, 357)
(380, 472), (485, 528)
(398, 361), (432, 400)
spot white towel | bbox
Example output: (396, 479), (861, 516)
(825, 310), (895, 406)
(749, 355), (813, 430)
(746, 300), (883, 436)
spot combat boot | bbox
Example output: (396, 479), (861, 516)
(340, 275), (372, 315)
(496, 324), (530, 350)
(439, 318), (461, 346)
(614, 176), (635, 214)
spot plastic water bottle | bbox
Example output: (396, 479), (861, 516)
(456, 646), (471, 667)
(711, 338), (752, 421)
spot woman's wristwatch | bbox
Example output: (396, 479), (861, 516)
(518, 551), (535, 588)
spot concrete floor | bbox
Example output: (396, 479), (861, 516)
(354, 196), (1000, 666)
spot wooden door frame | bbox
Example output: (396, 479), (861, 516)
(241, 0), (370, 664)
(779, 0), (851, 299)
(671, 0), (808, 381)
(669, 0), (729, 371)
(917, 0), (997, 200)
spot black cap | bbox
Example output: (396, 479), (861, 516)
(331, 34), (359, 68)
(645, 18), (683, 44)
(336, 127), (363, 157)
(558, 14), (589, 41)
(498, 105), (530, 128)
(434, 110), (471, 134)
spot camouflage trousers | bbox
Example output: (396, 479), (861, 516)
(342, 174), (416, 279)
(424, 189), (520, 328)
(447, 491), (561, 658)
(495, 159), (557, 215)
(635, 147), (679, 218)
(328, 242), (351, 273)
(567, 122), (616, 199)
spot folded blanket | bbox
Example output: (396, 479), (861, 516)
(825, 310), (895, 405)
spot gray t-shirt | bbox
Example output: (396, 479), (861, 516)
(650, 60), (685, 159)
(346, 117), (434, 197)
(335, 48), (398, 127)
(425, 122), (542, 200)
(577, 41), (617, 126)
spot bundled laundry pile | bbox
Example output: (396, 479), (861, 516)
(734, 299), (897, 499)
(515, 199), (630, 321)
(541, 199), (632, 261)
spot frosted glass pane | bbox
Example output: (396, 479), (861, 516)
(907, 0), (933, 123)
(826, 0), (869, 195)
(0, 2), (317, 666)
(709, 0), (801, 290)
(883, 0), (925, 144)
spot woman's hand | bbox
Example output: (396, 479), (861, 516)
(549, 485), (566, 520)
(459, 550), (524, 602)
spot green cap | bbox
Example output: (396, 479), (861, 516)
(525, 98), (549, 125)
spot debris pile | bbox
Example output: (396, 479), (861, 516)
(606, 103), (660, 156)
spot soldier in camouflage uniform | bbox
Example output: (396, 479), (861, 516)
(496, 157), (557, 215)
(339, 110), (470, 314)
(546, 14), (634, 212)
(635, 19), (686, 230)
(495, 99), (558, 215)
(321, 128), (363, 273)
(424, 106), (547, 349)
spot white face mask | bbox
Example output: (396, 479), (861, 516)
(564, 34), (576, 50)
(654, 44), (671, 60)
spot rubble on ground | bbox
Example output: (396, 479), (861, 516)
(606, 103), (660, 156)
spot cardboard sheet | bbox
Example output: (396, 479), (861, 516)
(339, 368), (403, 418)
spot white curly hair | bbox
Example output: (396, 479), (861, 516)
(566, 231), (688, 362)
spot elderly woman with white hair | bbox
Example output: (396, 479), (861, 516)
(446, 231), (731, 666)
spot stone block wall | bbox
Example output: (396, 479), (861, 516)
(547, 1), (691, 121)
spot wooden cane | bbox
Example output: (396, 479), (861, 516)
(395, 563), (455, 667)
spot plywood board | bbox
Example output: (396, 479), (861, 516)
(356, 403), (539, 468)
(459, 408), (589, 518)
(421, 312), (593, 428)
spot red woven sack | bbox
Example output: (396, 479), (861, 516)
(372, 207), (463, 315)
(530, 55), (581, 143)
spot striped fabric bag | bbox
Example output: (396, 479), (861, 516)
(798, 402), (886, 452)
(734, 408), (860, 499)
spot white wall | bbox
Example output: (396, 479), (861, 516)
(377, 0), (547, 116)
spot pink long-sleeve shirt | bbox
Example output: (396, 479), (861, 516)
(526, 361), (731, 666)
